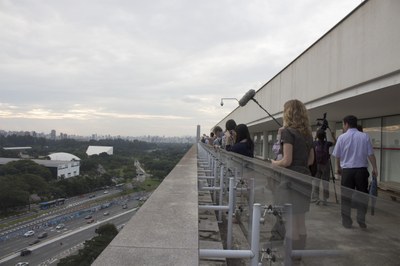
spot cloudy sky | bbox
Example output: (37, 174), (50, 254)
(0, 0), (362, 137)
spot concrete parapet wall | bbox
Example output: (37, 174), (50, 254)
(93, 145), (199, 266)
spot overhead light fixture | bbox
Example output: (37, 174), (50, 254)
(220, 98), (238, 106)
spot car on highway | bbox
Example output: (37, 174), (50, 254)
(23, 230), (35, 237)
(84, 215), (92, 220)
(103, 211), (110, 216)
(89, 194), (96, 198)
(37, 232), (48, 239)
(56, 223), (65, 230)
(29, 239), (40, 245)
(102, 202), (111, 208)
(122, 204), (128, 209)
(15, 262), (29, 266)
(104, 190), (109, 194)
(20, 249), (32, 256)
(87, 218), (95, 224)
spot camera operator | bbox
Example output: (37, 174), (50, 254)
(311, 125), (336, 205)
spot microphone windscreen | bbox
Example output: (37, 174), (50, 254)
(239, 89), (256, 107)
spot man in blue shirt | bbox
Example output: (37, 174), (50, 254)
(332, 115), (378, 229)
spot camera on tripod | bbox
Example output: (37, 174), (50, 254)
(316, 112), (329, 131)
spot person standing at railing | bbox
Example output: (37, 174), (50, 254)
(212, 126), (224, 147)
(271, 99), (314, 262)
(332, 115), (378, 229)
(230, 124), (254, 158)
(222, 119), (237, 151)
(205, 132), (214, 145)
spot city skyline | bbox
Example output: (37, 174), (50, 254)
(0, 127), (196, 143)
(0, 0), (363, 137)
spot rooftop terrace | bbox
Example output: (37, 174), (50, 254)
(94, 143), (400, 266)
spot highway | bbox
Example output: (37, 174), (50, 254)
(0, 188), (144, 266)
(0, 208), (137, 266)
(0, 188), (120, 235)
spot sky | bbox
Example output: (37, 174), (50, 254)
(0, 0), (363, 137)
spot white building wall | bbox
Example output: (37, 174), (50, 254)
(217, 0), (400, 129)
(57, 161), (80, 179)
(86, 146), (113, 156)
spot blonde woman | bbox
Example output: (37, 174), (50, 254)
(271, 99), (314, 261)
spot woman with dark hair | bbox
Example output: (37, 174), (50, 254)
(231, 124), (254, 157)
(223, 119), (237, 151)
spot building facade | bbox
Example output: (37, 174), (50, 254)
(86, 146), (114, 156)
(0, 158), (80, 180)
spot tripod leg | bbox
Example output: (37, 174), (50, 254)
(329, 158), (339, 203)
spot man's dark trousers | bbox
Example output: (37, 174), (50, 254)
(341, 168), (369, 226)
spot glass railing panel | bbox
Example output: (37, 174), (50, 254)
(199, 143), (400, 265)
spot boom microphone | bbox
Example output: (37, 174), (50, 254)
(239, 89), (256, 107)
(238, 88), (282, 127)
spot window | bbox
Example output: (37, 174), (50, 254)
(361, 118), (382, 181)
(266, 131), (278, 160)
(381, 115), (400, 183)
(254, 133), (263, 157)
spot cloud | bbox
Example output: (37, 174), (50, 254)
(0, 0), (363, 136)
(0, 103), (189, 121)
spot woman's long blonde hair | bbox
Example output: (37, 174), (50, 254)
(283, 99), (312, 138)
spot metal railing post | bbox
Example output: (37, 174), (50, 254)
(227, 177), (234, 249)
(247, 178), (255, 243)
(213, 163), (218, 203)
(250, 203), (261, 266)
(199, 202), (262, 264)
(233, 168), (238, 215)
(218, 165), (224, 222)
(284, 203), (293, 266)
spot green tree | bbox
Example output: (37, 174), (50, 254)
(95, 223), (119, 236)
(0, 160), (52, 181)
(58, 223), (118, 266)
(20, 173), (49, 195)
(79, 159), (97, 172)
(0, 176), (30, 213)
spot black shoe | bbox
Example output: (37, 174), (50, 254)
(358, 222), (367, 229)
(342, 222), (352, 229)
(311, 198), (318, 203)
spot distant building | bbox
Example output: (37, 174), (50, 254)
(2, 146), (32, 159)
(196, 125), (201, 142)
(48, 152), (80, 178)
(86, 146), (113, 156)
(0, 157), (80, 180)
(50, 129), (56, 140)
(60, 132), (68, 139)
(48, 152), (80, 161)
(2, 147), (32, 151)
